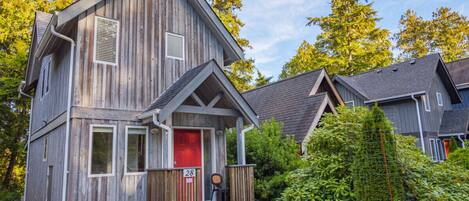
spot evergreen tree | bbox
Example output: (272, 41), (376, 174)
(449, 137), (460, 153)
(395, 7), (469, 62)
(352, 105), (404, 201)
(0, 0), (71, 198)
(281, 0), (392, 78)
(254, 70), (272, 87)
(210, 0), (255, 91)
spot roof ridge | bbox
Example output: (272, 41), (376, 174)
(243, 68), (324, 94)
(447, 56), (469, 64)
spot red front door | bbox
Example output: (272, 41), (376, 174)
(174, 129), (202, 168)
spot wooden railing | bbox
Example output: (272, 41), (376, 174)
(147, 168), (202, 201)
(226, 165), (255, 201)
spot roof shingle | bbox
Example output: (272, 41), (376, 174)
(439, 109), (469, 134)
(446, 57), (469, 88)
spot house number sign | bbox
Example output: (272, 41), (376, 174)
(183, 168), (196, 178)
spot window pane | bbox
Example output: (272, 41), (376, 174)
(167, 33), (184, 59)
(127, 128), (146, 173)
(91, 129), (114, 174)
(95, 17), (118, 64)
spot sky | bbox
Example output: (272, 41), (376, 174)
(238, 0), (469, 80)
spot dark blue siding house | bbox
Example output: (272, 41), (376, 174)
(334, 54), (468, 161)
(447, 57), (469, 109)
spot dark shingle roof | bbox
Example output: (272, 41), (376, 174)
(446, 57), (469, 88)
(336, 54), (442, 101)
(439, 109), (469, 134)
(143, 61), (210, 112)
(35, 11), (52, 43)
(242, 69), (328, 143)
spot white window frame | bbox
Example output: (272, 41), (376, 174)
(88, 124), (117, 177)
(422, 95), (431, 112)
(436, 92), (443, 106)
(165, 32), (185, 60)
(43, 137), (48, 162)
(436, 139), (444, 161)
(41, 57), (51, 99)
(93, 16), (120, 66)
(124, 126), (149, 176)
(429, 138), (437, 161)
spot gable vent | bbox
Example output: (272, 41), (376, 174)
(94, 16), (119, 65)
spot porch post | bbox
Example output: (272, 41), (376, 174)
(236, 117), (246, 165)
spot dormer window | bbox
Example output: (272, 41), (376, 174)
(166, 32), (184, 60)
(93, 16), (119, 65)
(436, 92), (443, 106)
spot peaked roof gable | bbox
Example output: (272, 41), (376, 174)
(335, 54), (461, 103)
(242, 69), (341, 146)
(140, 60), (259, 126)
(446, 57), (469, 89)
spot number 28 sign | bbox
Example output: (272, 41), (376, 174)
(183, 168), (196, 178)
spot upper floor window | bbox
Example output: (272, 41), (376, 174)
(41, 56), (51, 98)
(125, 126), (148, 175)
(89, 125), (116, 177)
(422, 95), (431, 112)
(436, 92), (443, 106)
(93, 16), (119, 65)
(43, 137), (48, 161)
(166, 32), (184, 60)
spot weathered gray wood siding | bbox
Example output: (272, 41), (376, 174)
(31, 45), (71, 133)
(26, 124), (66, 201)
(453, 88), (469, 109)
(379, 99), (419, 135)
(421, 74), (453, 133)
(335, 82), (365, 107)
(73, 0), (225, 111)
(67, 118), (149, 201)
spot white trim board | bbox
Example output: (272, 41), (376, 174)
(88, 124), (117, 178)
(124, 126), (149, 176)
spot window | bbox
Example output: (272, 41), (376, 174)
(46, 166), (53, 201)
(345, 101), (355, 108)
(43, 137), (48, 161)
(93, 16), (119, 65)
(125, 126), (148, 174)
(429, 139), (437, 161)
(422, 95), (431, 112)
(436, 139), (445, 161)
(436, 92), (443, 106)
(166, 32), (184, 60)
(41, 56), (51, 98)
(89, 125), (116, 176)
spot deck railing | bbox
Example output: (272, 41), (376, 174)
(226, 165), (255, 201)
(147, 168), (202, 201)
(147, 165), (255, 201)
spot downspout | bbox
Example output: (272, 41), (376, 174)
(152, 113), (172, 168)
(411, 94), (426, 153)
(457, 135), (465, 148)
(50, 25), (75, 201)
(240, 124), (254, 165)
(19, 81), (33, 201)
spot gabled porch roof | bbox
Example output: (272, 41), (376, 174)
(138, 60), (259, 127)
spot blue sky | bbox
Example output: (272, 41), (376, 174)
(238, 0), (468, 80)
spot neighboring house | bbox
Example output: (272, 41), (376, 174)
(243, 69), (344, 152)
(334, 54), (467, 162)
(446, 57), (469, 109)
(21, 1), (259, 201)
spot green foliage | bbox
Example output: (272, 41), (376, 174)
(226, 119), (303, 201)
(254, 70), (272, 87)
(352, 105), (404, 201)
(281, 0), (392, 78)
(446, 148), (469, 170)
(0, 0), (71, 198)
(449, 137), (460, 153)
(280, 106), (368, 201)
(396, 135), (469, 201)
(395, 7), (469, 62)
(210, 0), (255, 91)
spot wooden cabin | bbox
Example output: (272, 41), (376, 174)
(21, 0), (258, 201)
